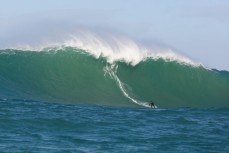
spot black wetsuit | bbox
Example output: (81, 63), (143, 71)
(149, 102), (155, 108)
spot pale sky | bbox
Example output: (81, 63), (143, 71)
(0, 0), (229, 70)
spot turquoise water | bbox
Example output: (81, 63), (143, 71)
(0, 47), (229, 152)
(0, 48), (229, 108)
(0, 99), (228, 152)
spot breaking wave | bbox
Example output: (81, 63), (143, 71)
(0, 45), (228, 108)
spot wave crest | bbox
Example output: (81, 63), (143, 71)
(9, 30), (200, 66)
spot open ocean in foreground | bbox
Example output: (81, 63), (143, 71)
(0, 99), (228, 153)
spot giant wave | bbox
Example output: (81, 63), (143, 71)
(1, 31), (229, 108)
(0, 46), (228, 108)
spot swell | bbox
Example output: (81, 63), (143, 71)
(0, 47), (229, 108)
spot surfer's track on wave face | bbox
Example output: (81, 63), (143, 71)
(0, 47), (229, 108)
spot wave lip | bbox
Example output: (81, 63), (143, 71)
(63, 32), (201, 66)
(7, 31), (201, 67)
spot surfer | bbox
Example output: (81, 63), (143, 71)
(149, 101), (155, 108)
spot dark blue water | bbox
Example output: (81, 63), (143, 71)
(0, 99), (228, 153)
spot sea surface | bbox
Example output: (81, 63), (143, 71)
(0, 99), (229, 153)
(0, 47), (229, 152)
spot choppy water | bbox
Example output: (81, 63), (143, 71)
(0, 99), (228, 153)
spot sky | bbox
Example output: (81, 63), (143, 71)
(0, 0), (229, 70)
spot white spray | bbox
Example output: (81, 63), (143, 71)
(10, 29), (201, 67)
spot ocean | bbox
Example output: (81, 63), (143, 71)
(0, 47), (229, 152)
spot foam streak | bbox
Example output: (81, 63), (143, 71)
(105, 65), (155, 108)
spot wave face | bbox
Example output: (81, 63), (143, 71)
(0, 47), (229, 108)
